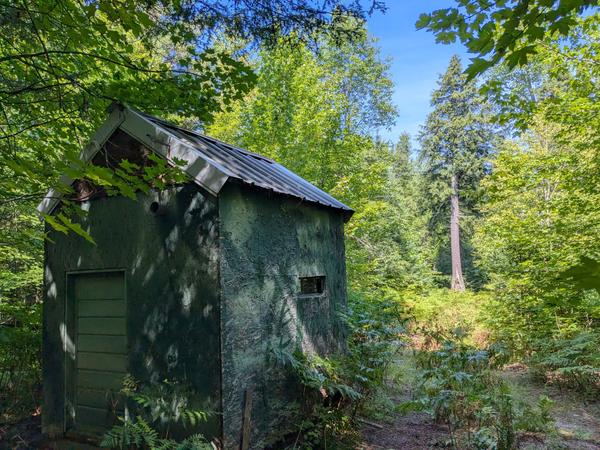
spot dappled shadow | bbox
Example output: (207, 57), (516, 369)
(44, 183), (221, 440)
(43, 129), (350, 448)
(218, 182), (348, 448)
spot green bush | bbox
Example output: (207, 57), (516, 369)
(101, 377), (213, 450)
(0, 301), (41, 420)
(406, 289), (490, 347)
(404, 331), (554, 450)
(529, 331), (600, 399)
(265, 291), (407, 449)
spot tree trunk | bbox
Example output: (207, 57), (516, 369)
(450, 174), (465, 291)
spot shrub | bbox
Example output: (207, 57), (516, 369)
(0, 300), (41, 420)
(265, 291), (407, 449)
(529, 331), (600, 399)
(405, 289), (490, 348)
(101, 377), (213, 450)
(404, 331), (554, 450)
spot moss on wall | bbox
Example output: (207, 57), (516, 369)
(218, 182), (348, 449)
(43, 184), (221, 439)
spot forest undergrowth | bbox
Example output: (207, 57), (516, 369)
(360, 290), (600, 450)
(2, 2), (600, 450)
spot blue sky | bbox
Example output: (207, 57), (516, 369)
(366, 1), (469, 144)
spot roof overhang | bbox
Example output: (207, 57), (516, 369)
(38, 103), (354, 222)
(37, 104), (231, 216)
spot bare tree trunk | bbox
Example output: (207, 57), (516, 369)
(450, 174), (465, 291)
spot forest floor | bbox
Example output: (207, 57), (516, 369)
(359, 356), (600, 450)
(1, 358), (599, 449)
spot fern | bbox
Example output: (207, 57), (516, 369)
(100, 416), (160, 449)
(100, 377), (214, 450)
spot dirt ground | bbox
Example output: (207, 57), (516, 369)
(357, 362), (450, 450)
(359, 363), (600, 450)
(1, 365), (599, 449)
(504, 365), (600, 450)
(0, 414), (43, 450)
(358, 410), (449, 450)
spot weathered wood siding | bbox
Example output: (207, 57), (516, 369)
(70, 272), (127, 433)
(43, 184), (221, 439)
(218, 182), (348, 449)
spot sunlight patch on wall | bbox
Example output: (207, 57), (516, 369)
(59, 322), (75, 360)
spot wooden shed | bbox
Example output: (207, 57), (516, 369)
(39, 103), (353, 448)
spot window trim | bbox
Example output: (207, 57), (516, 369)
(298, 275), (326, 298)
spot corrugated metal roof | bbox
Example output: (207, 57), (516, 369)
(38, 105), (353, 220)
(142, 113), (354, 220)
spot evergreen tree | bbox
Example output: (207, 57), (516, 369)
(392, 132), (412, 183)
(418, 56), (496, 291)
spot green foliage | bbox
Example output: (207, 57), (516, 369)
(44, 151), (191, 242)
(470, 16), (600, 402)
(417, 0), (597, 77)
(481, 14), (600, 137)
(406, 332), (554, 450)
(101, 377), (213, 450)
(208, 25), (396, 195)
(420, 55), (495, 207)
(0, 0), (381, 246)
(418, 55), (497, 287)
(266, 292), (406, 449)
(0, 198), (42, 419)
(0, 303), (41, 420)
(344, 291), (407, 399)
(208, 26), (434, 297)
(406, 289), (490, 347)
(474, 119), (600, 355)
(101, 415), (213, 450)
(345, 138), (435, 294)
(529, 332), (600, 398)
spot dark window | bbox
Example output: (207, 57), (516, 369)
(299, 276), (325, 295)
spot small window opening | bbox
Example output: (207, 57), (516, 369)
(299, 276), (325, 296)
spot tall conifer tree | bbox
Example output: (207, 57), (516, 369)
(419, 56), (495, 291)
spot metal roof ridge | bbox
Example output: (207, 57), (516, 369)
(140, 112), (276, 164)
(38, 103), (353, 221)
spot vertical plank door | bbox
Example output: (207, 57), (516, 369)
(73, 272), (127, 433)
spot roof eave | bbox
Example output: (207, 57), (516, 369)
(37, 105), (127, 216)
(37, 105), (232, 216)
(38, 104), (354, 223)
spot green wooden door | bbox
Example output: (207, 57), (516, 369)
(71, 272), (127, 433)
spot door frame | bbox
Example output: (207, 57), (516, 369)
(64, 268), (127, 433)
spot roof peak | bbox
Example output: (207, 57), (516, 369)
(38, 105), (353, 221)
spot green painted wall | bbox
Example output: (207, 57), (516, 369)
(218, 182), (348, 449)
(44, 179), (349, 448)
(43, 184), (221, 439)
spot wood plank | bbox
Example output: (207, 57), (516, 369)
(77, 370), (124, 390)
(75, 405), (118, 430)
(78, 317), (125, 335)
(77, 387), (124, 411)
(74, 273), (124, 300)
(78, 299), (126, 318)
(77, 352), (127, 373)
(241, 388), (254, 450)
(78, 334), (127, 354)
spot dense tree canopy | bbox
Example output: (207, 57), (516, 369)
(418, 0), (599, 76)
(208, 27), (434, 296)
(0, 0), (384, 226)
(473, 15), (600, 354)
